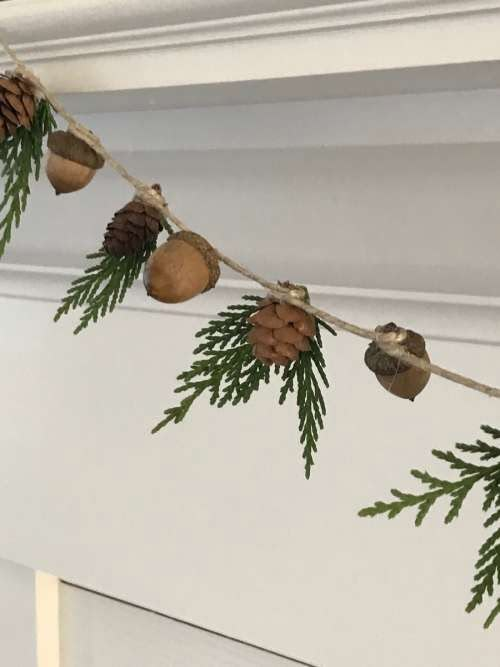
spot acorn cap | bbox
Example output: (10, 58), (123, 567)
(47, 130), (105, 170)
(364, 322), (426, 376)
(171, 231), (220, 292)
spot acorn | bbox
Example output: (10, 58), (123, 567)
(144, 231), (220, 303)
(46, 130), (105, 195)
(364, 322), (430, 401)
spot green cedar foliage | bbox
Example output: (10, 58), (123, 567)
(359, 425), (500, 628)
(152, 296), (337, 478)
(0, 99), (57, 258)
(54, 220), (173, 334)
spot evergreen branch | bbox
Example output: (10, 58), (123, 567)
(153, 296), (336, 478)
(0, 99), (56, 258)
(278, 323), (336, 479)
(54, 243), (155, 334)
(152, 297), (269, 432)
(359, 424), (500, 627)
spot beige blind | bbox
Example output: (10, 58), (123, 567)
(59, 583), (313, 667)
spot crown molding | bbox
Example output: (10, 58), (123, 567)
(2, 0), (500, 63)
(2, 262), (499, 346)
(2, 1), (500, 96)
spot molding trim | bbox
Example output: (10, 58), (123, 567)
(1, 262), (499, 346)
(3, 0), (500, 96)
(3, 1), (500, 64)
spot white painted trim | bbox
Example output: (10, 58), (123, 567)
(35, 572), (60, 667)
(2, 261), (500, 308)
(2, 0), (500, 63)
(1, 0), (499, 61)
(1, 262), (499, 345)
(68, 90), (500, 150)
(3, 0), (500, 96)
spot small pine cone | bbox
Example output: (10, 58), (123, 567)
(0, 74), (37, 141)
(248, 299), (316, 366)
(103, 185), (164, 257)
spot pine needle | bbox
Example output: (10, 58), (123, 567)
(0, 99), (56, 258)
(359, 425), (500, 627)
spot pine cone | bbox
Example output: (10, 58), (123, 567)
(0, 74), (36, 141)
(248, 298), (316, 366)
(103, 185), (164, 257)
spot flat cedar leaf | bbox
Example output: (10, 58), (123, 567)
(484, 599), (500, 629)
(482, 425), (500, 440)
(415, 497), (435, 526)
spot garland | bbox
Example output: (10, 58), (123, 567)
(0, 38), (499, 628)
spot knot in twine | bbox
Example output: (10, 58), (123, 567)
(135, 184), (167, 212)
(277, 280), (310, 304)
(375, 324), (408, 357)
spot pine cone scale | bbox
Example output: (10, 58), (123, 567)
(0, 77), (22, 95)
(0, 75), (37, 138)
(22, 94), (35, 119)
(5, 92), (24, 115)
(1, 104), (18, 125)
(144, 205), (162, 220)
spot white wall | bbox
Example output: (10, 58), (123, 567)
(0, 283), (499, 666)
(0, 558), (37, 666)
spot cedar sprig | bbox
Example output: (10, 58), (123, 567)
(152, 297), (270, 428)
(152, 296), (337, 478)
(0, 99), (56, 257)
(55, 212), (172, 333)
(359, 425), (500, 627)
(279, 320), (337, 478)
(54, 242), (156, 334)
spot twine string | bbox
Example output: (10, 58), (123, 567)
(2, 39), (500, 399)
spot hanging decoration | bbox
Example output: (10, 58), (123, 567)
(364, 322), (431, 401)
(54, 184), (172, 334)
(152, 289), (337, 479)
(1, 38), (500, 628)
(46, 129), (104, 194)
(0, 73), (56, 257)
(144, 231), (220, 304)
(359, 425), (500, 629)
(248, 284), (316, 365)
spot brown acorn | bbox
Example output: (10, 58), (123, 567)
(46, 130), (105, 195)
(144, 231), (220, 303)
(364, 322), (430, 401)
(248, 284), (316, 366)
